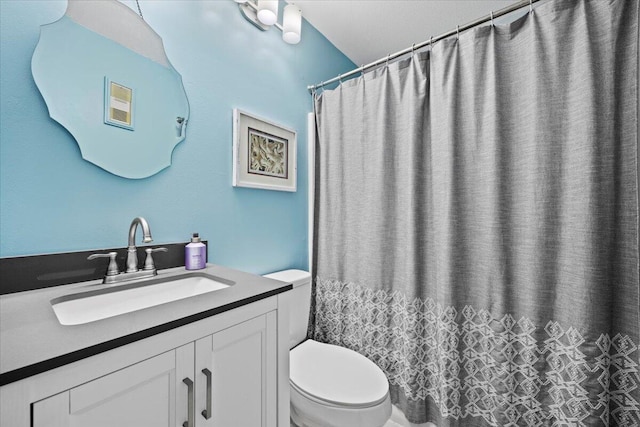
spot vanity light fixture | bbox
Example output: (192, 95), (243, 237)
(257, 0), (278, 26)
(236, 0), (302, 45)
(282, 4), (302, 44)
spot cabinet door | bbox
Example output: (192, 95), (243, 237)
(33, 346), (194, 427)
(195, 312), (277, 427)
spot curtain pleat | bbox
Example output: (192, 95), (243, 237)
(312, 0), (639, 425)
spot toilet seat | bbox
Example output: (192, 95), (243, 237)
(290, 340), (389, 407)
(290, 380), (387, 409)
(290, 385), (391, 427)
(289, 340), (391, 427)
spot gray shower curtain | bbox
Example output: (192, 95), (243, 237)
(312, 0), (639, 425)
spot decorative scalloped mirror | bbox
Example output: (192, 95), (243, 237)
(31, 0), (190, 179)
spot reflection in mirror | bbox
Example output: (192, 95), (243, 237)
(31, 0), (190, 179)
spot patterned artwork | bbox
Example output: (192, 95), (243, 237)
(233, 109), (296, 191)
(312, 277), (640, 426)
(247, 128), (288, 179)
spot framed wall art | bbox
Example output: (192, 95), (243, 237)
(104, 77), (134, 130)
(232, 109), (297, 192)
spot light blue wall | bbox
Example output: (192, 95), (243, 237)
(0, 0), (354, 274)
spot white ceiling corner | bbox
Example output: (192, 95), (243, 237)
(296, 0), (519, 67)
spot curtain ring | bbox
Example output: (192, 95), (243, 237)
(529, 0), (533, 13)
(456, 25), (460, 40)
(386, 54), (391, 67)
(430, 36), (434, 51)
(338, 74), (342, 84)
(411, 43), (416, 54)
(490, 11), (494, 27)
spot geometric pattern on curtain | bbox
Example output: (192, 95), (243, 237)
(312, 0), (639, 425)
(314, 278), (639, 426)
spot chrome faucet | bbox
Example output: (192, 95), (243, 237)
(88, 216), (167, 284)
(127, 217), (153, 273)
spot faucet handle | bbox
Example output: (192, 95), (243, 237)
(143, 247), (168, 271)
(88, 252), (120, 277)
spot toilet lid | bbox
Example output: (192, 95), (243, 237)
(290, 340), (389, 407)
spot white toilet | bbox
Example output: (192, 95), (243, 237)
(264, 270), (392, 427)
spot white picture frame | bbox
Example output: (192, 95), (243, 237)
(232, 109), (297, 192)
(103, 77), (134, 131)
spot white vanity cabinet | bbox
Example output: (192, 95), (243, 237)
(2, 294), (290, 427)
(196, 313), (277, 426)
(32, 347), (189, 427)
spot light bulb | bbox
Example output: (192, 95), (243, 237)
(282, 4), (301, 44)
(257, 0), (278, 26)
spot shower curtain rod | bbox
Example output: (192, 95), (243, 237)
(307, 0), (542, 93)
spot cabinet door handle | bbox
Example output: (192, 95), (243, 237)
(182, 377), (194, 427)
(201, 368), (213, 420)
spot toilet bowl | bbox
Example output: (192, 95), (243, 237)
(263, 270), (392, 427)
(289, 339), (391, 427)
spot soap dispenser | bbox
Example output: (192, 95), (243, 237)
(185, 233), (206, 270)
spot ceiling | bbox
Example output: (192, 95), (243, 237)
(296, 1), (519, 67)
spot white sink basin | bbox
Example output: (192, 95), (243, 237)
(51, 273), (233, 325)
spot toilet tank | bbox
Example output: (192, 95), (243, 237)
(263, 269), (312, 349)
